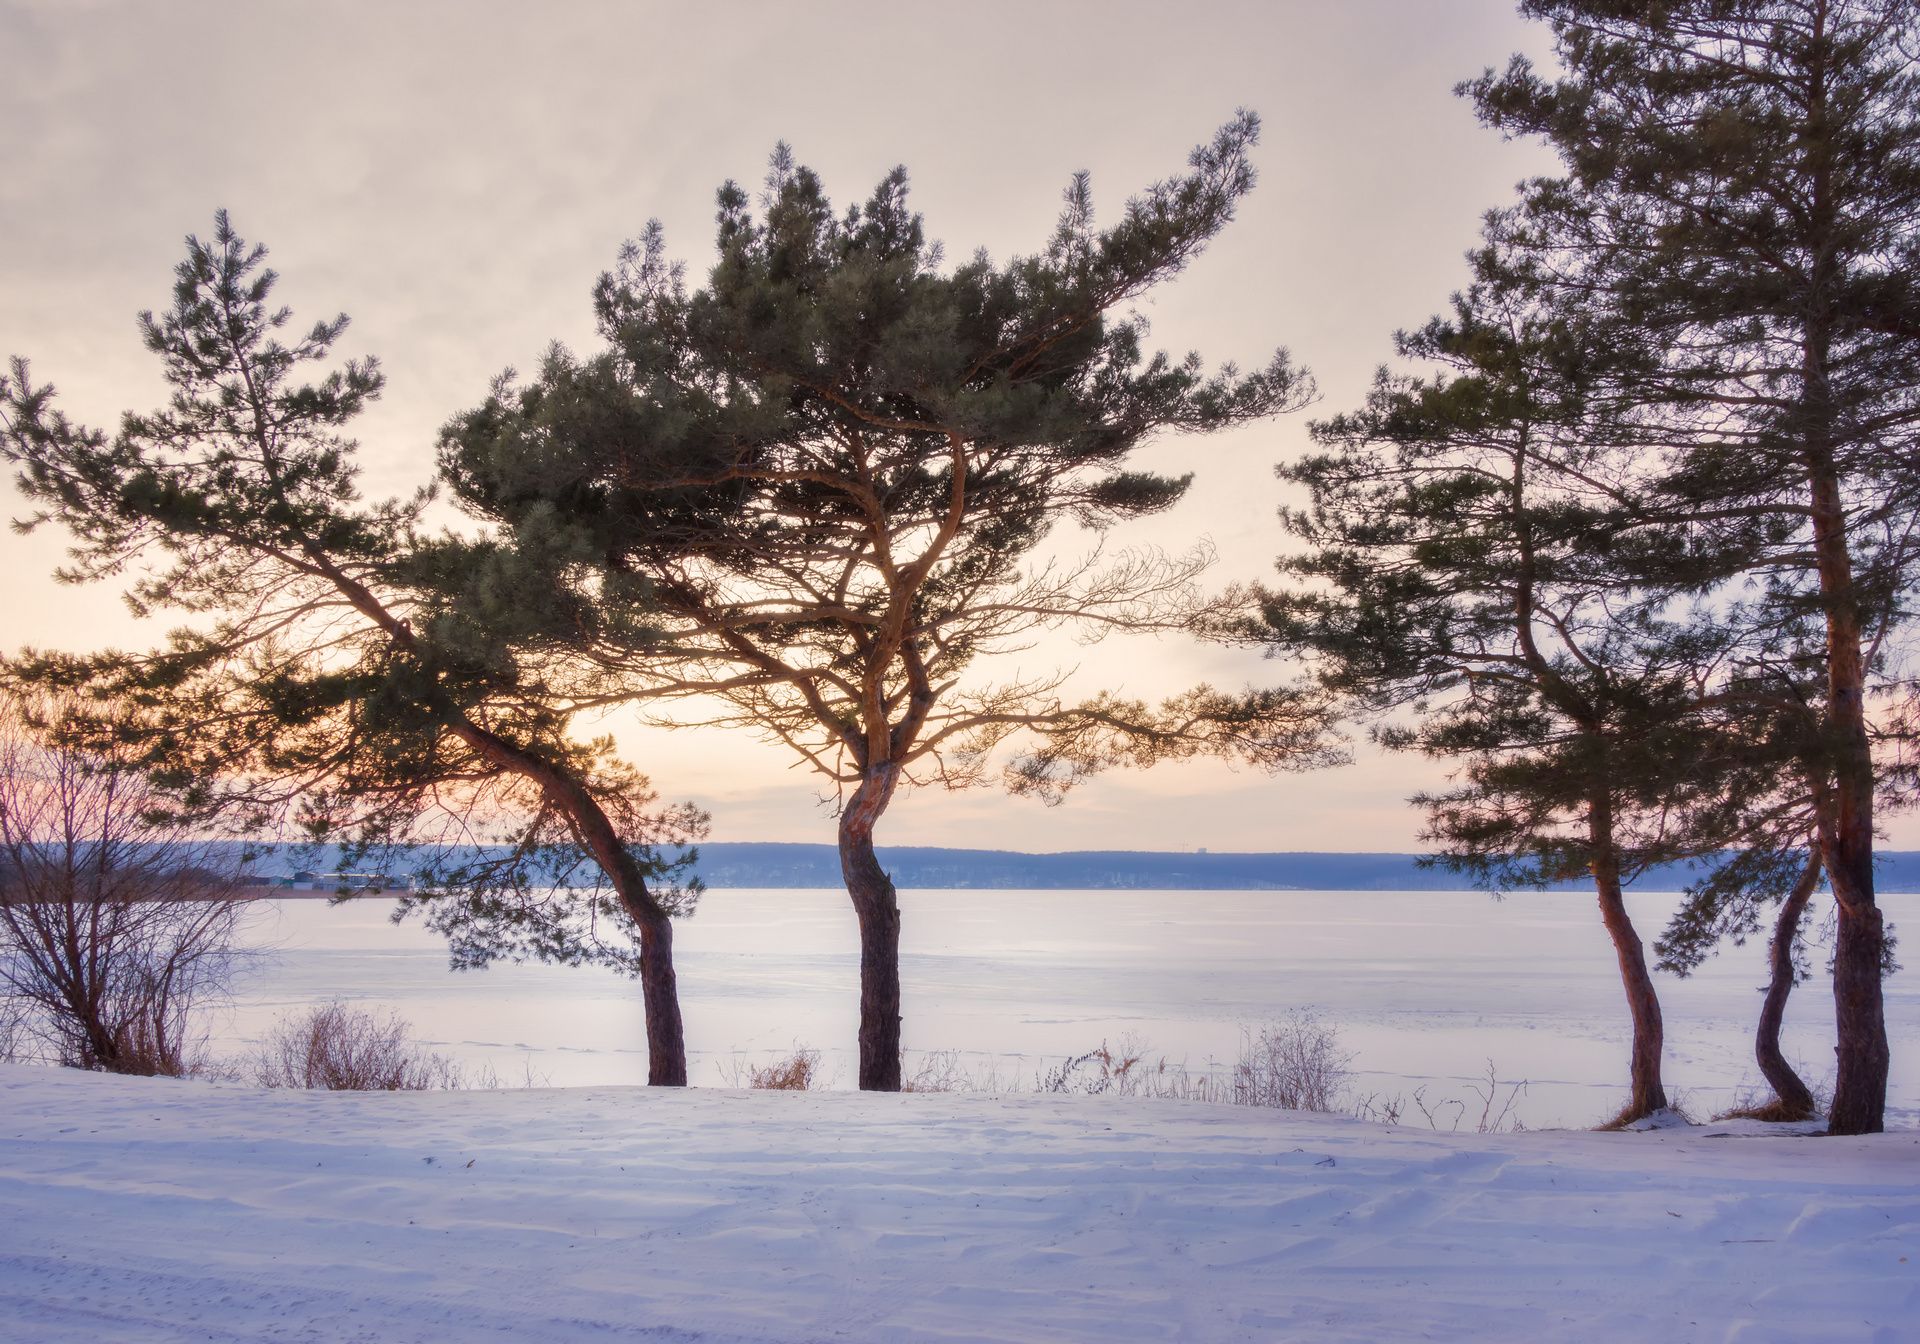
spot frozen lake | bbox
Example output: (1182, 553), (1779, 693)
(216, 887), (1920, 1130)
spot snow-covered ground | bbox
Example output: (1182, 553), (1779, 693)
(218, 888), (1920, 1129)
(1, 1065), (1915, 1343)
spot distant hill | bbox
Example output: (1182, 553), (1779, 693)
(678, 843), (1920, 893)
(238, 841), (1920, 892)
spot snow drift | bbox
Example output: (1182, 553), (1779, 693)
(1, 1064), (1915, 1342)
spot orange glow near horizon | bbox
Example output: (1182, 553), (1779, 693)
(5, 1), (1910, 852)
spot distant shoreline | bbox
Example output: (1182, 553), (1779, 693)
(238, 842), (1920, 894)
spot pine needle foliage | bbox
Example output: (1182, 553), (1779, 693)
(1466, 0), (1920, 1134)
(1255, 267), (1762, 1122)
(1, 213), (703, 1085)
(438, 114), (1334, 1089)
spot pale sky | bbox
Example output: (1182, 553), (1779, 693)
(8, 1), (1895, 853)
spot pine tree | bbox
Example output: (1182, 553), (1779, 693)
(1468, 0), (1920, 1134)
(439, 115), (1332, 1090)
(0, 214), (703, 1085)
(1259, 275), (1757, 1124)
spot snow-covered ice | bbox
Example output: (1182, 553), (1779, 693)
(217, 888), (1920, 1129)
(2, 1064), (1915, 1343)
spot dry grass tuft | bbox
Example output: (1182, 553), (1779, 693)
(249, 1001), (466, 1091)
(727, 1044), (822, 1091)
(1595, 1097), (1693, 1132)
(1713, 1095), (1817, 1123)
(1709, 1080), (1824, 1125)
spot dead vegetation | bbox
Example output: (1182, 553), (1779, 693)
(1353, 1061), (1529, 1133)
(0, 692), (252, 1077)
(718, 1044), (825, 1091)
(1709, 1076), (1827, 1125)
(248, 1001), (466, 1091)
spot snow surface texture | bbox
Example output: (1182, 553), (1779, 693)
(2, 1065), (1916, 1343)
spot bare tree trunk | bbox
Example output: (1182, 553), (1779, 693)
(1807, 463), (1889, 1135)
(838, 768), (903, 1092)
(1798, 57), (1887, 1134)
(1754, 853), (1820, 1121)
(445, 725), (689, 1087)
(1823, 828), (1888, 1134)
(625, 897), (688, 1087)
(587, 841), (686, 1087)
(306, 553), (694, 1087)
(82, 1016), (121, 1072)
(1590, 790), (1668, 1125)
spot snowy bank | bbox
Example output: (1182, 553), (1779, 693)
(1, 1064), (1915, 1343)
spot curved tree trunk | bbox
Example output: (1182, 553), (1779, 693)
(1807, 452), (1888, 1135)
(568, 839), (683, 1088)
(838, 768), (903, 1092)
(1753, 852), (1820, 1121)
(1590, 791), (1667, 1125)
(442, 722), (689, 1086)
(624, 894), (688, 1088)
(301, 544), (693, 1087)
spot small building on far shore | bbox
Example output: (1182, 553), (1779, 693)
(245, 870), (412, 893)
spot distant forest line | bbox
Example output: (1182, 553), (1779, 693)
(252, 843), (1920, 894)
(647, 844), (1920, 892)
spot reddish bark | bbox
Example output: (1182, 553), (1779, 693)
(1805, 434), (1887, 1134)
(838, 767), (904, 1092)
(1590, 791), (1668, 1125)
(1753, 854), (1820, 1121)
(302, 554), (690, 1087)
(1799, 31), (1887, 1136)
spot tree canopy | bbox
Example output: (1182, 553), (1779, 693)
(0, 213), (704, 1084)
(439, 113), (1335, 1088)
(1461, 0), (1920, 1134)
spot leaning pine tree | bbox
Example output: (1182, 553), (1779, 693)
(0, 214), (704, 1085)
(1258, 277), (1759, 1126)
(440, 113), (1334, 1091)
(1468, 0), (1920, 1135)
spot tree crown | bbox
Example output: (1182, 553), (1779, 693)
(441, 116), (1329, 805)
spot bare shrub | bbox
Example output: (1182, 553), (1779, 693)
(1382, 1062), (1529, 1132)
(0, 992), (28, 1062)
(901, 1048), (972, 1093)
(754, 1046), (820, 1090)
(902, 1049), (1035, 1093)
(1232, 1011), (1352, 1112)
(719, 1044), (822, 1091)
(886, 1024), (1531, 1131)
(250, 1001), (464, 1091)
(1465, 1062), (1528, 1132)
(1351, 1092), (1406, 1125)
(425, 1057), (548, 1091)
(0, 693), (251, 1076)
(1034, 1023), (1356, 1108)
